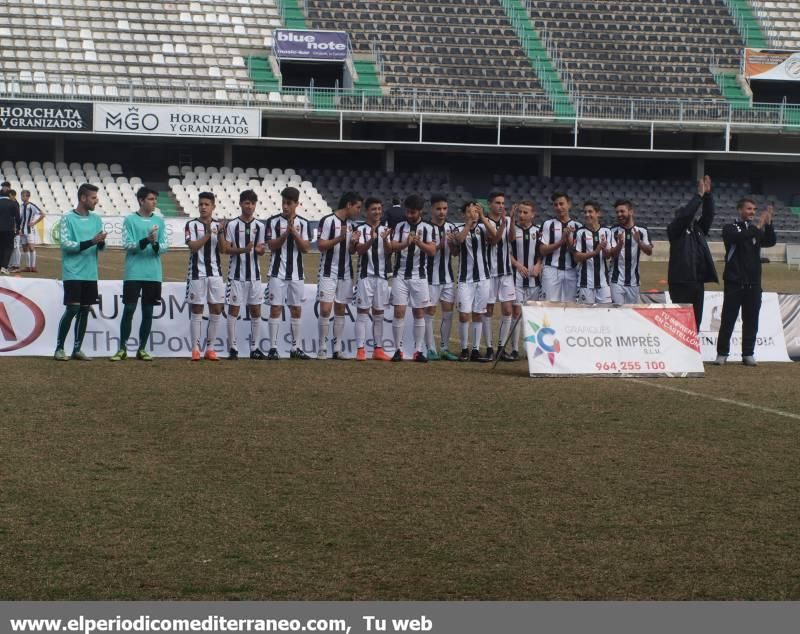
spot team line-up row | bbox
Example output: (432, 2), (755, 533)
(47, 179), (774, 364)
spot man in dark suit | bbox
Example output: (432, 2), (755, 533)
(0, 181), (21, 274)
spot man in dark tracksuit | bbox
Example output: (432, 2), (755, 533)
(0, 181), (21, 274)
(714, 198), (776, 367)
(667, 176), (718, 331)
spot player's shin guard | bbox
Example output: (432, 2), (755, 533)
(440, 311), (453, 350)
(392, 317), (403, 351)
(512, 317), (522, 353)
(355, 312), (369, 349)
(206, 313), (221, 348)
(499, 315), (512, 351)
(74, 306), (91, 352)
(472, 321), (483, 350)
(333, 315), (345, 354)
(373, 313), (384, 348)
(190, 313), (203, 349)
(414, 318), (425, 353)
(227, 314), (238, 351)
(269, 318), (280, 350)
(27, 251), (35, 268)
(139, 304), (154, 350)
(481, 315), (493, 349)
(290, 317), (301, 350)
(458, 320), (469, 350)
(424, 314), (435, 352)
(318, 315), (330, 355)
(119, 304), (136, 349)
(56, 304), (81, 350)
(250, 318), (261, 352)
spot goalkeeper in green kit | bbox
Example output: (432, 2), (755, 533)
(110, 186), (168, 361)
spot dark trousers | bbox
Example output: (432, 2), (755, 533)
(716, 284), (762, 357)
(669, 283), (705, 332)
(0, 231), (14, 268)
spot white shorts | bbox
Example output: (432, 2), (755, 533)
(269, 278), (305, 307)
(541, 266), (578, 303)
(428, 282), (455, 306)
(611, 283), (641, 305)
(356, 276), (390, 311)
(20, 232), (37, 246)
(457, 279), (491, 314)
(392, 277), (430, 309)
(489, 275), (516, 303)
(187, 277), (225, 305)
(577, 286), (612, 305)
(317, 277), (354, 304)
(227, 279), (264, 307)
(515, 285), (542, 306)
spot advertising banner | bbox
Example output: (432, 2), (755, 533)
(0, 279), (417, 358)
(93, 103), (261, 138)
(274, 29), (348, 61)
(0, 99), (92, 131)
(522, 303), (705, 377)
(744, 48), (800, 81)
(697, 291), (791, 362)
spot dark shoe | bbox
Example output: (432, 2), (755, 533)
(250, 349), (266, 360)
(266, 348), (280, 360)
(228, 348), (239, 360)
(485, 347), (494, 360)
(332, 351), (345, 360)
(470, 349), (490, 363)
(413, 351), (428, 363)
(391, 350), (403, 362)
(499, 350), (515, 362)
(458, 348), (470, 362)
(510, 350), (520, 361)
(290, 349), (311, 360)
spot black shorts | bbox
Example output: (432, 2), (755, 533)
(63, 280), (99, 306)
(123, 281), (162, 306)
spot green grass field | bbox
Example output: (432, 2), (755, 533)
(1, 248), (799, 600)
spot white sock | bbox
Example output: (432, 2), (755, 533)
(512, 316), (522, 353)
(440, 311), (453, 351)
(206, 312), (221, 347)
(373, 313), (384, 348)
(472, 321), (483, 350)
(355, 312), (369, 348)
(499, 315), (513, 351)
(318, 315), (329, 354)
(30, 251), (36, 268)
(290, 317), (301, 350)
(227, 314), (238, 351)
(27, 251), (34, 268)
(482, 315), (493, 349)
(250, 317), (260, 351)
(459, 320), (469, 350)
(392, 316), (403, 351)
(269, 317), (280, 350)
(333, 315), (345, 354)
(414, 318), (425, 353)
(424, 314), (434, 352)
(190, 313), (203, 349)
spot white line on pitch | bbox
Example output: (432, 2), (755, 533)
(626, 377), (800, 421)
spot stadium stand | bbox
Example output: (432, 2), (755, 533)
(169, 166), (332, 219)
(0, 0), (282, 101)
(304, 0), (547, 94)
(522, 0), (745, 99)
(0, 161), (141, 216)
(751, 0), (800, 49)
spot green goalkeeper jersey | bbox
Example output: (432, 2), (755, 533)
(60, 209), (104, 281)
(121, 212), (169, 282)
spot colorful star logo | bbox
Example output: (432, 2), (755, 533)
(525, 316), (560, 366)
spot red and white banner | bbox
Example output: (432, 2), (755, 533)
(0, 278), (417, 358)
(744, 48), (800, 82)
(522, 303), (704, 377)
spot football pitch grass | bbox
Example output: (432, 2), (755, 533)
(1, 248), (799, 600)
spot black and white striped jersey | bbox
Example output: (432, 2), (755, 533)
(511, 223), (541, 289)
(427, 221), (458, 285)
(487, 215), (513, 277)
(317, 212), (354, 280)
(458, 224), (492, 283)
(393, 220), (434, 280)
(575, 226), (615, 289)
(226, 217), (265, 282)
(610, 224), (651, 286)
(19, 202), (42, 234)
(185, 219), (223, 279)
(266, 214), (311, 281)
(540, 217), (583, 270)
(357, 222), (392, 280)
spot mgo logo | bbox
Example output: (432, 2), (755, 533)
(0, 287), (46, 352)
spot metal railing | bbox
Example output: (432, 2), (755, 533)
(2, 73), (800, 129)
